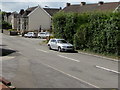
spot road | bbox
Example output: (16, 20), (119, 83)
(1, 33), (119, 89)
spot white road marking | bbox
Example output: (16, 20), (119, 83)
(96, 65), (120, 74)
(0, 56), (15, 61)
(37, 49), (49, 53)
(58, 55), (80, 62)
(40, 62), (100, 88)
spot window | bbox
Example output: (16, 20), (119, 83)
(51, 40), (56, 43)
(57, 40), (67, 43)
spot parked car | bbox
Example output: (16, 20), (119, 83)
(10, 31), (18, 36)
(38, 32), (52, 39)
(24, 32), (37, 38)
(47, 39), (74, 52)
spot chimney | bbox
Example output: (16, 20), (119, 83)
(66, 3), (71, 7)
(60, 7), (62, 10)
(81, 2), (86, 6)
(98, 1), (104, 5)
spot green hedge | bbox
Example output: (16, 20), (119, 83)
(52, 12), (120, 56)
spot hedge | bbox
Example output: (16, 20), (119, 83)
(52, 12), (120, 56)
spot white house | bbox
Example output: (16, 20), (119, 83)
(4, 12), (18, 30)
(10, 12), (18, 30)
(17, 6), (60, 33)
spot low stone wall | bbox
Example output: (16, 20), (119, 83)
(2, 29), (10, 35)
(2, 30), (18, 35)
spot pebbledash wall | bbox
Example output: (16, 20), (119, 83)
(28, 6), (51, 31)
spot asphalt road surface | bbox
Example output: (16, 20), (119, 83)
(0, 33), (119, 89)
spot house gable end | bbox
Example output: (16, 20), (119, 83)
(27, 6), (51, 18)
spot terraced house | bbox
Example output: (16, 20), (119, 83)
(3, 1), (119, 33)
(4, 12), (19, 30)
(63, 1), (120, 13)
(17, 5), (60, 33)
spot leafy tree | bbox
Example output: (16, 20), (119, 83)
(0, 11), (12, 29)
(0, 20), (12, 29)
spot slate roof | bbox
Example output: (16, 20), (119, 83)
(44, 8), (60, 16)
(5, 12), (11, 17)
(22, 6), (37, 17)
(11, 12), (19, 18)
(63, 2), (120, 13)
(21, 6), (60, 17)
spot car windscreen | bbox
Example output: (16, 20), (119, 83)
(40, 32), (49, 35)
(40, 33), (46, 34)
(57, 40), (67, 43)
(28, 32), (33, 34)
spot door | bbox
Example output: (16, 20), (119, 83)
(50, 40), (57, 49)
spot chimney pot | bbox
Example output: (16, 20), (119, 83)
(19, 9), (24, 15)
(60, 7), (62, 9)
(81, 2), (86, 6)
(66, 3), (71, 7)
(98, 1), (104, 5)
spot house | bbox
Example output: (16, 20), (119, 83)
(4, 12), (19, 30)
(62, 1), (120, 13)
(3, 12), (11, 23)
(17, 6), (60, 33)
(9, 12), (19, 30)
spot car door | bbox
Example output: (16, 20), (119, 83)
(27, 32), (31, 37)
(53, 40), (58, 49)
(50, 40), (55, 49)
(50, 40), (57, 49)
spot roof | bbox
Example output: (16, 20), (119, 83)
(43, 8), (60, 16)
(22, 6), (37, 17)
(63, 2), (120, 13)
(11, 12), (19, 18)
(21, 6), (60, 17)
(5, 12), (11, 17)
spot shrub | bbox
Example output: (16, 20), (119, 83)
(52, 11), (120, 56)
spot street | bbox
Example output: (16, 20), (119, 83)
(1, 33), (119, 88)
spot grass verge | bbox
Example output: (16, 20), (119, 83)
(78, 50), (120, 61)
(39, 40), (48, 45)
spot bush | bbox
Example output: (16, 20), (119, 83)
(52, 12), (120, 56)
(1, 20), (12, 29)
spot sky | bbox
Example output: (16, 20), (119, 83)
(0, 0), (119, 12)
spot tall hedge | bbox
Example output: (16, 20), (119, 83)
(52, 12), (120, 56)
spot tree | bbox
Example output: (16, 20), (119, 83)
(0, 20), (12, 29)
(0, 11), (12, 29)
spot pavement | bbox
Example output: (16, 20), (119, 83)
(0, 33), (119, 89)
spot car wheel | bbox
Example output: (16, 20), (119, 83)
(49, 45), (52, 50)
(58, 47), (62, 52)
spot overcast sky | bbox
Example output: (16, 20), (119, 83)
(0, 0), (119, 12)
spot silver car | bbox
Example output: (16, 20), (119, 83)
(47, 39), (74, 52)
(24, 32), (36, 38)
(38, 32), (52, 39)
